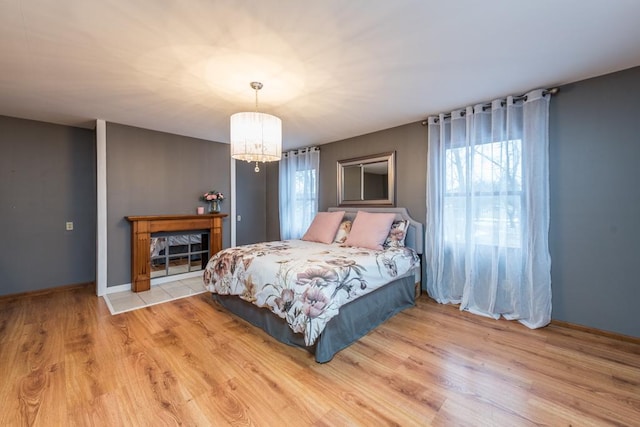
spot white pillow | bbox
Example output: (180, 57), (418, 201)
(333, 220), (352, 243)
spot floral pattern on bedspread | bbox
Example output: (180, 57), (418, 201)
(202, 240), (419, 346)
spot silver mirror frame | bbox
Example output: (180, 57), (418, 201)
(337, 151), (395, 206)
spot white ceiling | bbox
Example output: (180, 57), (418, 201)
(2, 1), (640, 150)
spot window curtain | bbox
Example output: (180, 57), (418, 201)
(279, 147), (320, 240)
(425, 89), (551, 328)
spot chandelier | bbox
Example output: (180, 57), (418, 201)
(230, 82), (282, 172)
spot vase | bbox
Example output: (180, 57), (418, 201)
(208, 200), (220, 213)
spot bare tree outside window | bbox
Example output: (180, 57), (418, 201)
(444, 139), (522, 247)
(294, 169), (317, 231)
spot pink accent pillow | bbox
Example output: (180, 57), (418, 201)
(344, 211), (396, 250)
(302, 211), (345, 244)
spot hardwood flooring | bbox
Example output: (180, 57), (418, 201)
(1, 285), (639, 426)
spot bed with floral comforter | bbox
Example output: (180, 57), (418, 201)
(203, 239), (419, 347)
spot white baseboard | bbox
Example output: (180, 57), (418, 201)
(105, 271), (203, 294)
(105, 283), (131, 294)
(151, 270), (202, 285)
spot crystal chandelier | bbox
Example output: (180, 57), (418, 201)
(230, 82), (282, 172)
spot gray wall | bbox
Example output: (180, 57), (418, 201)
(318, 122), (428, 225)
(106, 123), (231, 287)
(265, 162), (281, 241)
(0, 116), (96, 296)
(549, 66), (640, 337)
(265, 123), (427, 243)
(236, 160), (267, 245)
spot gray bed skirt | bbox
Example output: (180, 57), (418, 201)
(211, 274), (416, 363)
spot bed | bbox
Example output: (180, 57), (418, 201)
(202, 207), (424, 362)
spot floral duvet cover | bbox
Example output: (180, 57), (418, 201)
(203, 240), (419, 346)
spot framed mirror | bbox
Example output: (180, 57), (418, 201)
(337, 152), (395, 206)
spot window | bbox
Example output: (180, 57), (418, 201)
(425, 90), (551, 327)
(279, 147), (320, 239)
(293, 168), (318, 230)
(444, 139), (522, 248)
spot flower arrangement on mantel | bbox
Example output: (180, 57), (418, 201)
(201, 191), (224, 213)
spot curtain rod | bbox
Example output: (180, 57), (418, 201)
(420, 87), (559, 125)
(282, 146), (319, 157)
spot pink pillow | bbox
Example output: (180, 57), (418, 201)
(302, 211), (345, 244)
(344, 211), (396, 250)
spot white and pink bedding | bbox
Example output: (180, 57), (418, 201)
(203, 239), (419, 346)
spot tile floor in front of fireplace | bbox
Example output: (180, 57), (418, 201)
(104, 276), (207, 315)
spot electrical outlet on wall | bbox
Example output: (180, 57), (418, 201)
(66, 221), (74, 231)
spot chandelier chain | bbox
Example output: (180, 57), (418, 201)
(250, 81), (263, 112)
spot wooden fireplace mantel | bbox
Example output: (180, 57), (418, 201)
(126, 214), (227, 292)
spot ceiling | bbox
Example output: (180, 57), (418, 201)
(2, 1), (640, 151)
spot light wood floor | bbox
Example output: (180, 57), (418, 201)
(1, 286), (639, 426)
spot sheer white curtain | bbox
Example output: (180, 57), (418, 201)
(279, 147), (320, 240)
(425, 89), (551, 328)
